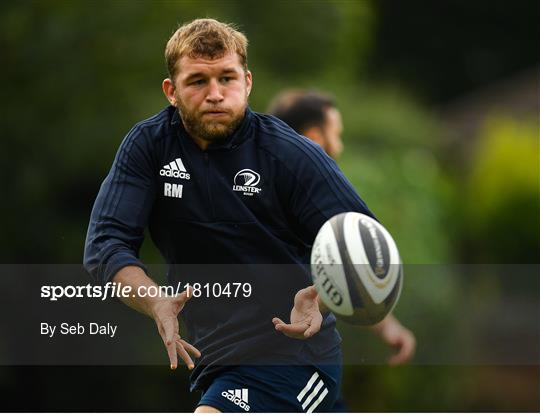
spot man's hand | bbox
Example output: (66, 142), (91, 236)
(272, 286), (323, 339)
(371, 314), (416, 366)
(112, 266), (200, 371)
(150, 288), (201, 370)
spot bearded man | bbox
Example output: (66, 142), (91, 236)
(84, 18), (376, 413)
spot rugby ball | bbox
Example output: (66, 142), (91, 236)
(310, 212), (403, 325)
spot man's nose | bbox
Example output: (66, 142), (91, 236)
(206, 79), (224, 103)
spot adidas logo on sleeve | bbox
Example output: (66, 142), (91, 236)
(160, 157), (190, 179)
(221, 388), (250, 411)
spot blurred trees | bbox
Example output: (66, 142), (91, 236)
(460, 116), (539, 263)
(2, 1), (536, 265)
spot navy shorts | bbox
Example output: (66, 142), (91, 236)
(198, 360), (342, 412)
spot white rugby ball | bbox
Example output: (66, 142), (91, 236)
(311, 212), (403, 325)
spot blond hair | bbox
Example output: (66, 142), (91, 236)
(165, 18), (248, 81)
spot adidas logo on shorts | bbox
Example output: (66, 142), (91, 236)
(221, 388), (250, 411)
(297, 372), (329, 413)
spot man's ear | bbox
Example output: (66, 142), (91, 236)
(303, 126), (326, 149)
(245, 70), (253, 97)
(162, 78), (177, 106)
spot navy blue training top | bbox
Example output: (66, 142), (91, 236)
(84, 106), (375, 390)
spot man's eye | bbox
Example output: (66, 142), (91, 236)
(191, 79), (206, 86)
(221, 77), (232, 83)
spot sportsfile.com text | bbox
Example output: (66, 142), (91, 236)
(41, 282), (252, 301)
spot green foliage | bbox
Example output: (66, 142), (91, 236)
(461, 116), (540, 263)
(335, 86), (451, 263)
(0, 1), (226, 261)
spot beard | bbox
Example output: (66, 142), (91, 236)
(176, 97), (246, 143)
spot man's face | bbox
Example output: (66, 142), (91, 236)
(321, 107), (344, 160)
(172, 52), (252, 143)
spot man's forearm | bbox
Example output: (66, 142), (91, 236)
(370, 313), (397, 333)
(112, 265), (160, 318)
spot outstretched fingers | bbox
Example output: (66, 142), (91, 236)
(159, 318), (179, 369)
(175, 341), (194, 370)
(166, 335), (178, 370)
(178, 337), (201, 358)
(155, 287), (195, 371)
(175, 336), (201, 370)
(272, 317), (310, 338)
(272, 317), (290, 332)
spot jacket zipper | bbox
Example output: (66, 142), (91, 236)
(204, 152), (216, 220)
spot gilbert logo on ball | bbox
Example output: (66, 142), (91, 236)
(311, 212), (403, 325)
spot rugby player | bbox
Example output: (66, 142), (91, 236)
(85, 19), (383, 412)
(268, 89), (416, 367)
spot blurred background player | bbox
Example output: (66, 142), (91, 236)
(268, 89), (416, 364)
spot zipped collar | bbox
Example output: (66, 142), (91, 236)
(170, 105), (254, 151)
